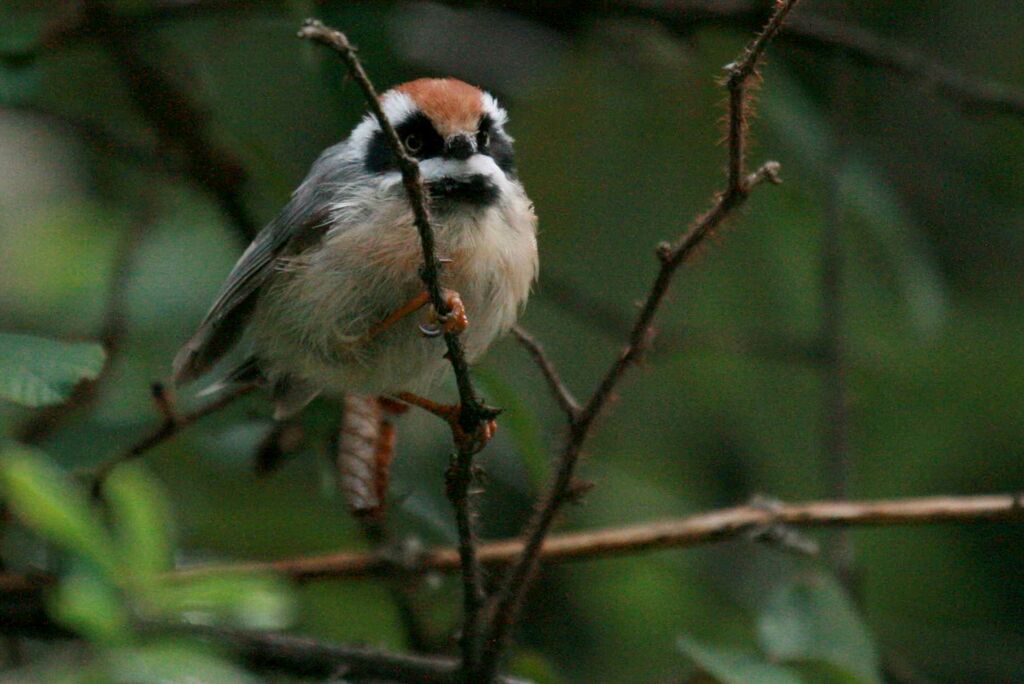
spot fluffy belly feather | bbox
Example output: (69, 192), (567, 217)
(246, 194), (537, 398)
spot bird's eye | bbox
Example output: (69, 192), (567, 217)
(476, 130), (490, 150)
(404, 134), (422, 154)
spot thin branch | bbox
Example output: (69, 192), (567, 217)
(510, 325), (580, 420)
(0, 608), (529, 684)
(538, 274), (826, 366)
(296, 20), (489, 675)
(4, 493), (1019, 593)
(604, 1), (1024, 119)
(88, 383), (255, 490)
(473, 2), (798, 679)
(80, 0), (257, 241)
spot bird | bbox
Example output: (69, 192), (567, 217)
(171, 78), (538, 455)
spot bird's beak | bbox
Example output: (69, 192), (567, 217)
(444, 134), (475, 161)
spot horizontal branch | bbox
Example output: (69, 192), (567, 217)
(606, 1), (1024, 119)
(167, 493), (1024, 583)
(0, 611), (529, 683)
(2, 493), (1020, 592)
(158, 623), (530, 683)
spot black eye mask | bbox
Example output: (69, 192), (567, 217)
(364, 112), (443, 173)
(364, 112), (517, 179)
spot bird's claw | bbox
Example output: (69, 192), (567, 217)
(418, 323), (443, 337)
(419, 289), (468, 338)
(450, 416), (498, 455)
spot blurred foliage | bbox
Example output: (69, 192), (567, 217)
(0, 445), (294, 682)
(1, 0), (1023, 682)
(0, 334), (105, 407)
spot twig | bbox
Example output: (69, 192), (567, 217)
(195, 493), (1024, 580)
(88, 383), (255, 490)
(510, 325), (580, 420)
(80, 0), (257, 241)
(473, 1), (798, 679)
(539, 274), (825, 366)
(0, 607), (529, 684)
(296, 19), (489, 675)
(603, 1), (1024, 119)
(4, 493), (1019, 593)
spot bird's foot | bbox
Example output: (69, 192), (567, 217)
(394, 392), (496, 454)
(418, 289), (468, 338)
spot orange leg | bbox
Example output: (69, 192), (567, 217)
(364, 290), (469, 342)
(394, 391), (497, 454)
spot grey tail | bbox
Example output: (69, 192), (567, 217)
(196, 357), (264, 398)
(271, 376), (320, 420)
(172, 294), (257, 385)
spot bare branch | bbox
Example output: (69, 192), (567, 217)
(0, 608), (530, 684)
(5, 493), (1019, 593)
(510, 325), (580, 420)
(471, 3), (801, 678)
(88, 383), (255, 490)
(205, 493), (1024, 580)
(296, 19), (489, 673)
(602, 1), (1024, 119)
(538, 274), (825, 366)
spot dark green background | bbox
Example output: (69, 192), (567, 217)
(1, 1), (1023, 681)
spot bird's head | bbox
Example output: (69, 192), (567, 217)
(351, 78), (517, 210)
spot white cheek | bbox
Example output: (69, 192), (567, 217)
(378, 156), (514, 196)
(420, 155), (511, 187)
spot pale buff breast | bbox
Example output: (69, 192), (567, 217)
(247, 186), (537, 397)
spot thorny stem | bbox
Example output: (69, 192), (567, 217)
(297, 20), (489, 676)
(474, 1), (798, 680)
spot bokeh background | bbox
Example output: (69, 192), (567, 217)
(2, 1), (1023, 682)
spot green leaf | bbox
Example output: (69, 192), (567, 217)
(105, 641), (257, 684)
(105, 463), (173, 584)
(49, 571), (130, 646)
(756, 574), (882, 684)
(677, 637), (802, 684)
(0, 444), (119, 578)
(147, 573), (295, 631)
(0, 332), (105, 407)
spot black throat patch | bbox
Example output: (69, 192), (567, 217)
(427, 174), (500, 210)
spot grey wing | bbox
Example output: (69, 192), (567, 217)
(171, 141), (351, 385)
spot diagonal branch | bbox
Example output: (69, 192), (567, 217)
(296, 19), (489, 675)
(88, 383), (255, 492)
(80, 0), (257, 241)
(510, 325), (580, 420)
(473, 1), (798, 679)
